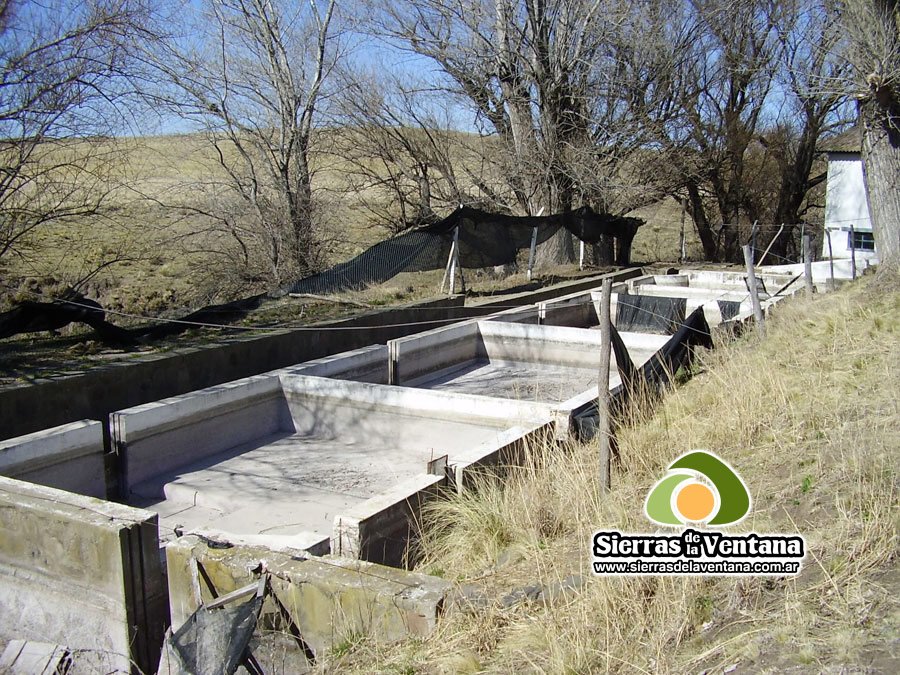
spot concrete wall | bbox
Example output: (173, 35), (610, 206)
(0, 476), (166, 674)
(112, 374), (289, 494)
(0, 420), (106, 498)
(479, 321), (608, 368)
(165, 535), (451, 662)
(388, 321), (483, 385)
(332, 417), (552, 566)
(0, 270), (643, 443)
(280, 344), (389, 383)
(0, 297), (463, 442)
(279, 374), (553, 428)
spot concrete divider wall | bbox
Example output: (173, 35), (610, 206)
(165, 536), (451, 659)
(333, 417), (554, 567)
(0, 420), (106, 498)
(0, 270), (644, 442)
(389, 321), (483, 385)
(279, 344), (389, 383)
(112, 374), (289, 493)
(280, 374), (554, 432)
(0, 297), (463, 442)
(334, 473), (447, 567)
(478, 321), (608, 368)
(0, 476), (166, 674)
(539, 291), (597, 327)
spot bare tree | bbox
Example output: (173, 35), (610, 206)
(742, 0), (851, 261)
(333, 72), (466, 234)
(0, 0), (152, 264)
(371, 0), (632, 264)
(147, 0), (338, 285)
(839, 0), (899, 270)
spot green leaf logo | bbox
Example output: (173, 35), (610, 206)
(645, 451), (751, 526)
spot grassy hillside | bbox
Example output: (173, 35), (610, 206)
(1, 132), (695, 318)
(330, 272), (899, 673)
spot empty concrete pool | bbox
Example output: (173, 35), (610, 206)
(112, 372), (553, 564)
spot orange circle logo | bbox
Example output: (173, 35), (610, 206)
(675, 482), (716, 522)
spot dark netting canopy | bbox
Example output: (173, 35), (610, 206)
(286, 206), (643, 295)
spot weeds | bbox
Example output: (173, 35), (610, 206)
(336, 273), (899, 673)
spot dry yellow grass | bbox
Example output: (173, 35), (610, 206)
(325, 272), (899, 674)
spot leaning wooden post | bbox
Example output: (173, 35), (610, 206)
(742, 244), (765, 338)
(440, 231), (457, 294)
(449, 226), (460, 295)
(803, 234), (814, 298)
(849, 224), (857, 279)
(456, 241), (467, 294)
(597, 277), (613, 492)
(757, 223), (784, 266)
(826, 229), (835, 290)
(526, 226), (539, 281)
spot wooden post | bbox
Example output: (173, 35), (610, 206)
(826, 229), (835, 290)
(743, 244), (765, 338)
(440, 231), (457, 294)
(803, 234), (814, 298)
(849, 224), (857, 279)
(449, 226), (460, 294)
(597, 277), (613, 492)
(456, 242), (467, 294)
(757, 223), (784, 266)
(579, 239), (585, 270)
(679, 198), (687, 264)
(526, 226), (539, 281)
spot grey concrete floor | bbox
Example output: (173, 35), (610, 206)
(130, 411), (515, 547)
(410, 332), (668, 402)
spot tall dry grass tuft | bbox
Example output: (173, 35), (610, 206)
(332, 274), (898, 674)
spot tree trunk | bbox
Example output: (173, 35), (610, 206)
(859, 94), (900, 271)
(687, 182), (719, 261)
(534, 228), (576, 268)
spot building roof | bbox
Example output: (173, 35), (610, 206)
(818, 126), (862, 154)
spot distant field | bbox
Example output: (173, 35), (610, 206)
(1, 132), (696, 318)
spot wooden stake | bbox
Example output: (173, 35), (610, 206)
(439, 233), (456, 294)
(757, 223), (784, 266)
(449, 226), (460, 294)
(803, 233), (814, 298)
(849, 224), (857, 279)
(527, 226), (539, 281)
(826, 229), (835, 290)
(525, 207), (545, 281)
(597, 277), (612, 492)
(743, 244), (765, 338)
(679, 198), (687, 264)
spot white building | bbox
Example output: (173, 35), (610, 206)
(821, 143), (878, 261)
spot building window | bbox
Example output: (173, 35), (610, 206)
(849, 230), (875, 251)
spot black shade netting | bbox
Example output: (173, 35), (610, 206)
(158, 596), (263, 675)
(285, 206), (643, 295)
(717, 299), (742, 322)
(615, 295), (687, 334)
(637, 306), (713, 389)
